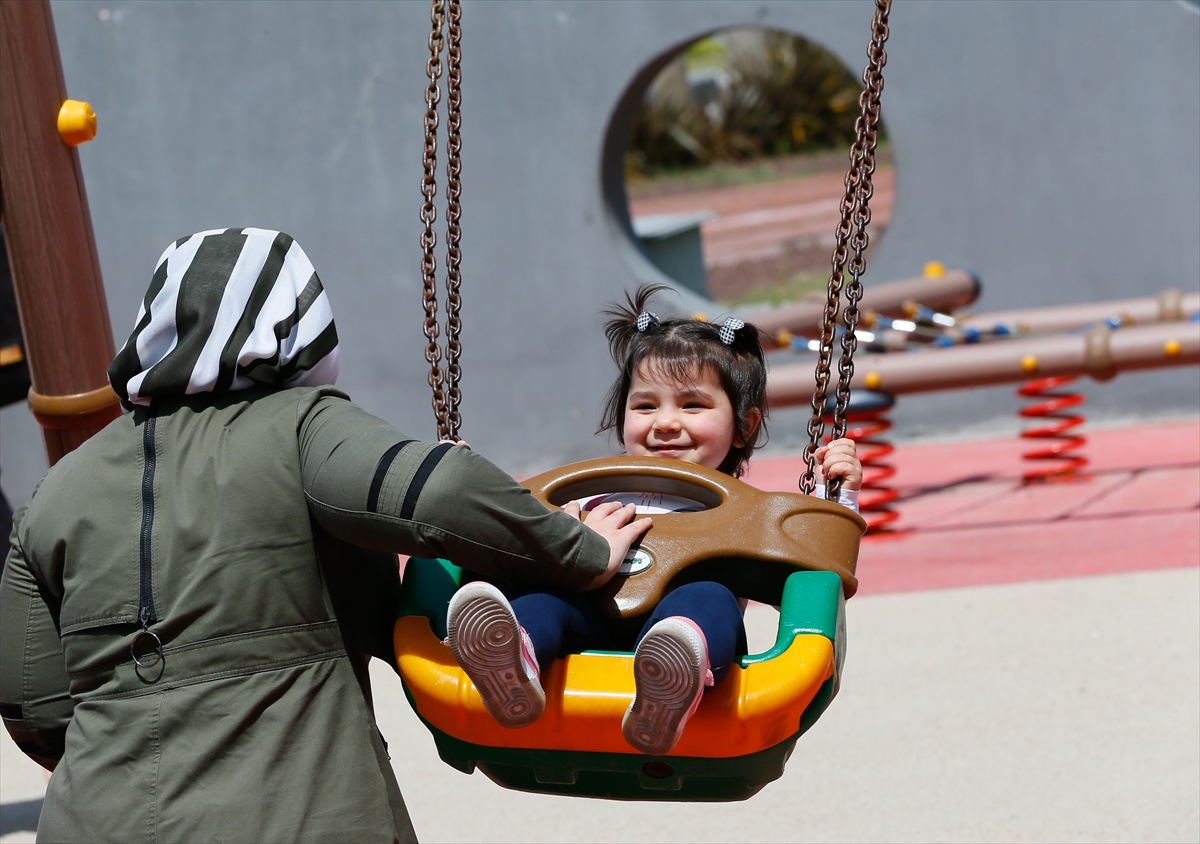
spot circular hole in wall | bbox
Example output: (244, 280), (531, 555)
(602, 28), (892, 309)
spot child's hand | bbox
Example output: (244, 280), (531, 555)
(563, 500), (652, 591)
(439, 439), (471, 449)
(814, 438), (862, 491)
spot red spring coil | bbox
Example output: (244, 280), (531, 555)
(842, 409), (900, 532)
(1017, 375), (1088, 482)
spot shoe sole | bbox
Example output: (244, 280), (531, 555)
(447, 590), (544, 729)
(622, 625), (704, 755)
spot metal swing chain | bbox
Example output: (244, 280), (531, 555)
(419, 0), (464, 442)
(442, 1), (464, 439)
(800, 0), (891, 500)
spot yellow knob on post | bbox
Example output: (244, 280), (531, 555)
(57, 100), (96, 146)
(923, 261), (945, 278)
(864, 371), (881, 390)
(1164, 339), (1181, 358)
(775, 329), (792, 348)
(1021, 354), (1039, 373)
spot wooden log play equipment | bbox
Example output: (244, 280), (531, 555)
(777, 284), (1198, 353)
(0, 0), (120, 465)
(768, 320), (1200, 404)
(750, 264), (979, 342)
(951, 289), (1200, 339)
(828, 288), (1200, 352)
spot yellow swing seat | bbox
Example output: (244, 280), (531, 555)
(392, 458), (863, 801)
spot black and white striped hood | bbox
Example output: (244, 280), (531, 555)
(109, 228), (340, 408)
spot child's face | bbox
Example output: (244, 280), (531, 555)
(622, 362), (740, 471)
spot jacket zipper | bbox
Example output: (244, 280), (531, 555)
(138, 415), (158, 630)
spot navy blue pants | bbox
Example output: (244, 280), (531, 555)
(509, 581), (749, 688)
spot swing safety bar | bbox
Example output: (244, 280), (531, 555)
(523, 457), (866, 617)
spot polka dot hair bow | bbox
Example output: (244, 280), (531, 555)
(636, 311), (659, 332)
(719, 317), (745, 345)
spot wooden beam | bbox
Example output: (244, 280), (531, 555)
(0, 0), (119, 465)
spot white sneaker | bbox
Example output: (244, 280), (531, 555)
(446, 582), (545, 728)
(622, 616), (713, 755)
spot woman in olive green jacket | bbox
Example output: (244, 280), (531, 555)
(0, 229), (648, 843)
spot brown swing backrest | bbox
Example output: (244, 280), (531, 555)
(523, 456), (865, 619)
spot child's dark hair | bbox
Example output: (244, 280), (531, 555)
(599, 284), (769, 478)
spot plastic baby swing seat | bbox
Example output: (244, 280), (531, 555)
(392, 457), (865, 801)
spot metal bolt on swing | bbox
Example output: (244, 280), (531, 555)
(1017, 376), (1088, 482)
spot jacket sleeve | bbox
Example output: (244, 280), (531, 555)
(0, 507), (73, 770)
(298, 395), (609, 591)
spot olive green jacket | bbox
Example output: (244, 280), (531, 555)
(0, 386), (607, 843)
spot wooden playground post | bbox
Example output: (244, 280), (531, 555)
(0, 0), (121, 465)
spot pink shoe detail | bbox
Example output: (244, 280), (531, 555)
(518, 627), (540, 682)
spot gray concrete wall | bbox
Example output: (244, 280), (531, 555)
(3, 0), (1198, 504)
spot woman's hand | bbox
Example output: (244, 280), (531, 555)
(562, 500), (652, 591)
(814, 438), (863, 491)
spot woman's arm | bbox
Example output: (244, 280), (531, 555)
(298, 396), (619, 591)
(0, 509), (73, 770)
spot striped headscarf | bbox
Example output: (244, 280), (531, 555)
(108, 228), (340, 408)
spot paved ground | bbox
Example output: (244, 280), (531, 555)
(2, 419), (1197, 842)
(628, 167), (896, 300)
(629, 168), (895, 270)
(747, 418), (1200, 596)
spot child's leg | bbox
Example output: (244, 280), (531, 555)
(621, 582), (747, 755)
(446, 583), (616, 729)
(509, 590), (617, 673)
(636, 581), (748, 686)
(446, 582), (546, 728)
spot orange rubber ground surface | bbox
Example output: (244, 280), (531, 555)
(744, 417), (1200, 596)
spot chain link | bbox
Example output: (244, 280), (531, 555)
(800, 0), (891, 499)
(441, 0), (463, 440)
(419, 0), (464, 441)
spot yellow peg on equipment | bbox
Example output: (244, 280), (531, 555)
(691, 313), (709, 322)
(775, 329), (793, 348)
(923, 261), (946, 278)
(57, 100), (96, 146)
(1164, 339), (1182, 358)
(0, 345), (24, 366)
(863, 371), (882, 390)
(1021, 354), (1039, 373)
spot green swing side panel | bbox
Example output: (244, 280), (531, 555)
(396, 558), (846, 801)
(397, 556), (464, 640)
